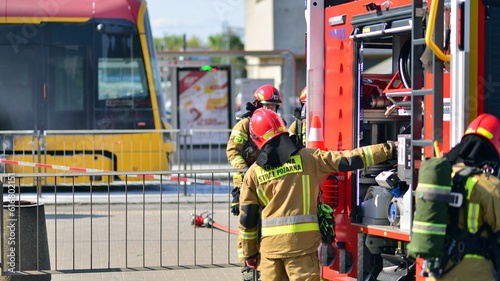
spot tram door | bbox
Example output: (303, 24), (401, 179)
(0, 45), (45, 131)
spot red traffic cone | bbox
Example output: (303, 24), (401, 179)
(308, 115), (324, 149)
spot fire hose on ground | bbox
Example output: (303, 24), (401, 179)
(190, 211), (238, 235)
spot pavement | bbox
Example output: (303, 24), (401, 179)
(50, 267), (243, 281)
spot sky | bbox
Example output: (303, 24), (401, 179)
(146, 0), (245, 41)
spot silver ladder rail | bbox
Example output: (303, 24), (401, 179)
(409, 0), (445, 214)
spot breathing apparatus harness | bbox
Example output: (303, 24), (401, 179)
(292, 104), (307, 147)
(421, 165), (494, 278)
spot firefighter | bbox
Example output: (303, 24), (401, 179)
(226, 84), (282, 281)
(239, 108), (397, 281)
(288, 86), (307, 147)
(424, 113), (500, 281)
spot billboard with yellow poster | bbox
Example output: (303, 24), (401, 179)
(177, 66), (231, 145)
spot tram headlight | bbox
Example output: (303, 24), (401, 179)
(96, 23), (105, 33)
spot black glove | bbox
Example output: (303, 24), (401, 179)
(230, 187), (240, 216)
(386, 140), (398, 159)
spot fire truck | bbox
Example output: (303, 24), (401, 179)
(305, 0), (500, 280)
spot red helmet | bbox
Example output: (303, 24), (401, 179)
(463, 113), (500, 156)
(299, 87), (307, 105)
(249, 108), (288, 149)
(252, 84), (282, 108)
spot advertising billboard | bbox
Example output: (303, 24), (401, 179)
(177, 66), (231, 145)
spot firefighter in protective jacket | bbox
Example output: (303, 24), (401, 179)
(424, 113), (500, 281)
(226, 84), (282, 280)
(288, 86), (307, 147)
(227, 84), (282, 215)
(239, 108), (397, 281)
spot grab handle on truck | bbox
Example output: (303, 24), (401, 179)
(426, 0), (451, 62)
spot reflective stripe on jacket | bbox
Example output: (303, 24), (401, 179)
(452, 163), (500, 237)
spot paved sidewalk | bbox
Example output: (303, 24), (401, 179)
(50, 267), (243, 281)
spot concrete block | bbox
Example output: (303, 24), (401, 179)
(2, 200), (51, 281)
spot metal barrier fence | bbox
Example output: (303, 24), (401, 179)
(0, 129), (233, 186)
(0, 170), (241, 278)
(0, 131), (38, 175)
(0, 130), (241, 277)
(172, 128), (233, 171)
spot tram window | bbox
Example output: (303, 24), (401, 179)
(54, 55), (84, 111)
(97, 58), (148, 101)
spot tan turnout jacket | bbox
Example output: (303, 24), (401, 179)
(239, 143), (396, 259)
(226, 118), (259, 187)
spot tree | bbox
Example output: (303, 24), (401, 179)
(154, 34), (204, 51)
(207, 32), (246, 68)
(207, 32), (244, 51)
(154, 32), (247, 78)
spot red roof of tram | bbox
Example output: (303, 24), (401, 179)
(2, 0), (144, 23)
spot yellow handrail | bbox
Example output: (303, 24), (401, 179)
(425, 0), (450, 62)
(434, 140), (442, 158)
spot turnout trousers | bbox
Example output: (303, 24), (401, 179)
(259, 252), (320, 281)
